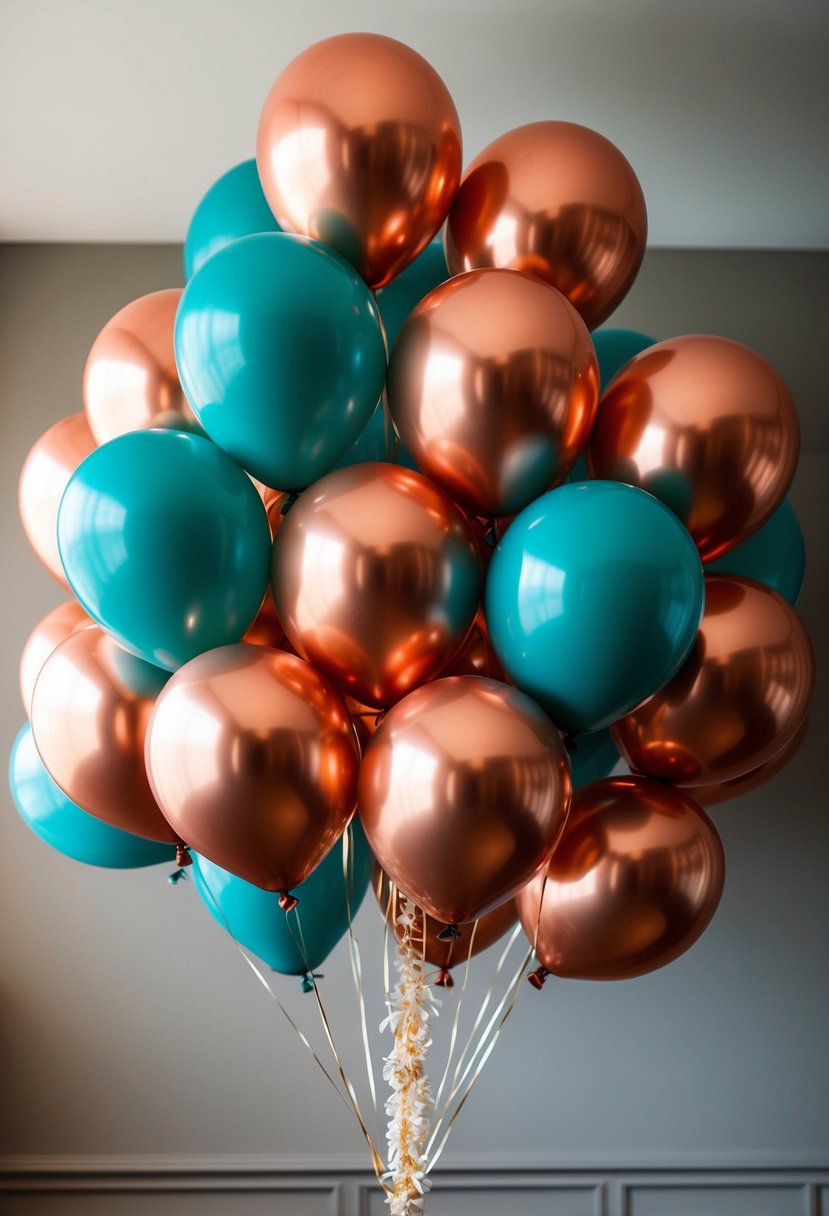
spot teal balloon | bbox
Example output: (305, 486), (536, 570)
(568, 730), (620, 787)
(175, 232), (387, 490)
(705, 498), (805, 606)
(57, 429), (271, 671)
(592, 328), (656, 391)
(336, 405), (418, 471)
(191, 824), (372, 977)
(9, 723), (173, 869)
(183, 159), (281, 281)
(376, 240), (450, 351)
(486, 481), (705, 733)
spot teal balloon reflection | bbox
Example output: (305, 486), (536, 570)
(191, 824), (372, 980)
(592, 328), (655, 390)
(486, 481), (704, 733)
(57, 429), (271, 671)
(336, 405), (418, 471)
(183, 159), (281, 281)
(175, 232), (387, 490)
(705, 498), (805, 605)
(376, 240), (450, 352)
(568, 729), (620, 787)
(9, 723), (173, 869)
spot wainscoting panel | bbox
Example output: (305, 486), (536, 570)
(623, 1180), (811, 1216)
(360, 1177), (604, 1216)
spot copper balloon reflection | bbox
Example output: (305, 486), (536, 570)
(373, 866), (518, 977)
(18, 412), (96, 587)
(30, 626), (177, 842)
(445, 122), (647, 330)
(388, 269), (598, 517)
(613, 576), (814, 788)
(588, 336), (800, 561)
(257, 33), (462, 289)
(146, 645), (360, 893)
(83, 288), (193, 444)
(19, 599), (92, 713)
(359, 676), (572, 925)
(516, 777), (724, 981)
(688, 717), (809, 807)
(271, 463), (482, 709)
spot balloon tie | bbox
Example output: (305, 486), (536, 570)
(175, 844), (193, 868)
(167, 867), (188, 885)
(436, 923), (461, 942)
(528, 966), (549, 990)
(301, 971), (324, 993)
(280, 490), (300, 516)
(279, 890), (299, 913)
(435, 968), (454, 990)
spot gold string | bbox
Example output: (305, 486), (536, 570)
(341, 825), (380, 1129)
(432, 919), (479, 1112)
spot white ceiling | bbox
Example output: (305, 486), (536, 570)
(2, 0), (828, 247)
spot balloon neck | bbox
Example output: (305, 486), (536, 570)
(280, 490), (301, 516)
(175, 844), (193, 868)
(528, 966), (550, 991)
(301, 971), (323, 993)
(167, 868), (189, 885)
(435, 968), (454, 989)
(436, 922), (461, 942)
(279, 890), (299, 913)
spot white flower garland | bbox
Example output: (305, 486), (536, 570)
(380, 896), (441, 1215)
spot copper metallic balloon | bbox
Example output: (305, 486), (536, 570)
(373, 867), (518, 978)
(19, 599), (92, 713)
(588, 335), (800, 561)
(243, 486), (286, 648)
(613, 575), (814, 788)
(359, 676), (572, 926)
(445, 121), (647, 331)
(516, 776), (724, 981)
(83, 288), (194, 443)
(18, 412), (96, 587)
(387, 269), (598, 517)
(271, 463), (482, 709)
(256, 33), (462, 289)
(688, 717), (809, 808)
(146, 645), (360, 895)
(30, 626), (177, 843)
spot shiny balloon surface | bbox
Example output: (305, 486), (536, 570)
(19, 599), (91, 713)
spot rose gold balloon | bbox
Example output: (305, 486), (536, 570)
(19, 599), (92, 713)
(18, 412), (96, 586)
(359, 676), (572, 925)
(588, 335), (800, 561)
(256, 33), (462, 289)
(688, 717), (809, 807)
(30, 626), (177, 842)
(388, 269), (598, 517)
(146, 645), (360, 895)
(445, 122), (647, 330)
(271, 463), (482, 709)
(516, 776), (724, 981)
(373, 866), (518, 978)
(613, 576), (814, 788)
(83, 288), (194, 443)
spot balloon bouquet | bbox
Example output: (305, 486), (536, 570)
(11, 32), (814, 1216)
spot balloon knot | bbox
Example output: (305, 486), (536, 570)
(301, 971), (324, 993)
(528, 966), (549, 990)
(167, 868), (188, 885)
(436, 923), (461, 942)
(435, 968), (454, 989)
(175, 844), (193, 868)
(279, 890), (299, 912)
(280, 490), (300, 516)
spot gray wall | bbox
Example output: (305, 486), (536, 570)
(1, 245), (827, 1214)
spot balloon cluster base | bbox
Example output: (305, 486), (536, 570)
(279, 891), (299, 912)
(528, 966), (549, 990)
(436, 923), (461, 942)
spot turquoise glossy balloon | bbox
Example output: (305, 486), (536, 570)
(592, 328), (655, 390)
(336, 405), (418, 471)
(568, 729), (620, 787)
(175, 232), (387, 490)
(486, 481), (705, 733)
(9, 724), (173, 869)
(183, 159), (281, 281)
(191, 823), (372, 978)
(57, 429), (271, 671)
(705, 498), (805, 605)
(376, 240), (450, 351)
